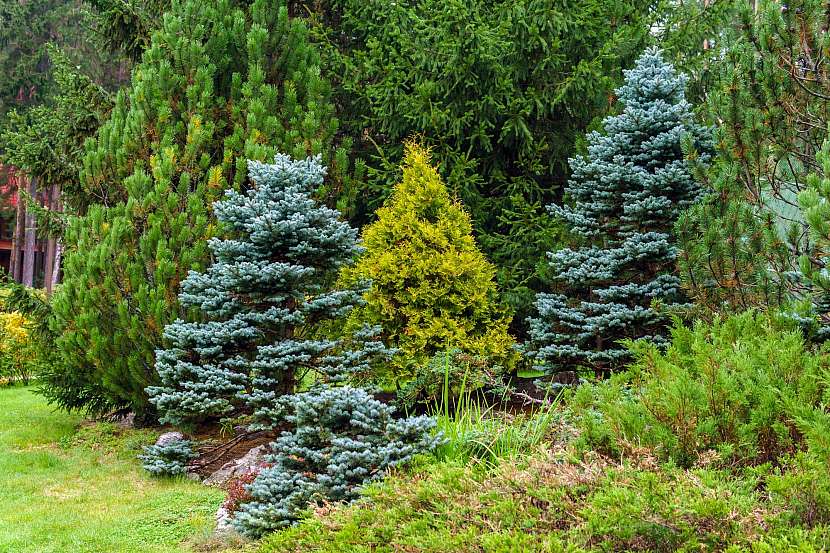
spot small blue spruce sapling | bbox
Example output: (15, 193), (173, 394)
(233, 385), (442, 537)
(139, 437), (196, 476)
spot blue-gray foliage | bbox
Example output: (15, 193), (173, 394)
(139, 438), (196, 476)
(147, 154), (389, 427)
(527, 47), (712, 372)
(232, 385), (442, 537)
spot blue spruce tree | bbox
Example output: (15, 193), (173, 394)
(527, 48), (711, 374)
(233, 385), (441, 536)
(148, 154), (387, 427)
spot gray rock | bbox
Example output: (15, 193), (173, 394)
(155, 431), (185, 447)
(215, 506), (236, 536)
(204, 444), (268, 488)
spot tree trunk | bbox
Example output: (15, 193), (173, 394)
(21, 176), (37, 287)
(9, 177), (25, 283)
(44, 184), (61, 294)
(51, 242), (62, 291)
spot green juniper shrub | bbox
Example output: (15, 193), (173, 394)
(340, 143), (515, 402)
(256, 446), (830, 553)
(765, 452), (830, 529)
(570, 310), (830, 468)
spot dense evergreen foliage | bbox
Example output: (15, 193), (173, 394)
(527, 48), (711, 373)
(139, 436), (196, 476)
(341, 144), (513, 396)
(49, 0), (348, 419)
(149, 154), (388, 427)
(233, 385), (440, 536)
(573, 311), (830, 468)
(0, 0), (124, 127)
(8, 1), (830, 548)
(311, 0), (655, 321)
(678, 0), (830, 317)
(1, 46), (112, 212)
(677, 158), (791, 315)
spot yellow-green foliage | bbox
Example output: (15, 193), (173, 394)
(342, 143), (514, 386)
(0, 289), (35, 384)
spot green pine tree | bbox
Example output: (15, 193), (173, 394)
(49, 0), (350, 419)
(674, 0), (830, 315)
(676, 156), (791, 316)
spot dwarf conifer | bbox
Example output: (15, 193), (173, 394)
(148, 154), (389, 427)
(341, 144), (513, 393)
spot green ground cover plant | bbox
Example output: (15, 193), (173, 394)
(254, 445), (830, 553)
(0, 385), (224, 553)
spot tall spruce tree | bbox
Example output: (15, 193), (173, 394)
(148, 154), (388, 427)
(527, 48), (711, 373)
(50, 0), (350, 418)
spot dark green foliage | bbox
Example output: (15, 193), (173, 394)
(681, 0), (830, 312)
(233, 385), (441, 536)
(310, 0), (654, 322)
(677, 161), (791, 315)
(527, 48), (711, 373)
(1, 45), (112, 212)
(148, 154), (388, 428)
(799, 140), (830, 329)
(88, 0), (170, 61)
(50, 0), (347, 418)
(0, 0), (126, 126)
(655, 0), (744, 104)
(571, 311), (830, 468)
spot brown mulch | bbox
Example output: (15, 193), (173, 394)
(187, 429), (276, 478)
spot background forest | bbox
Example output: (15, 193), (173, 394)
(4, 0), (830, 551)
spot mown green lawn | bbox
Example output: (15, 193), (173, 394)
(0, 385), (225, 553)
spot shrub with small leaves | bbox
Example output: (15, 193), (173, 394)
(0, 288), (39, 386)
(139, 438), (197, 476)
(341, 143), (514, 395)
(232, 385), (442, 537)
(223, 465), (270, 515)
